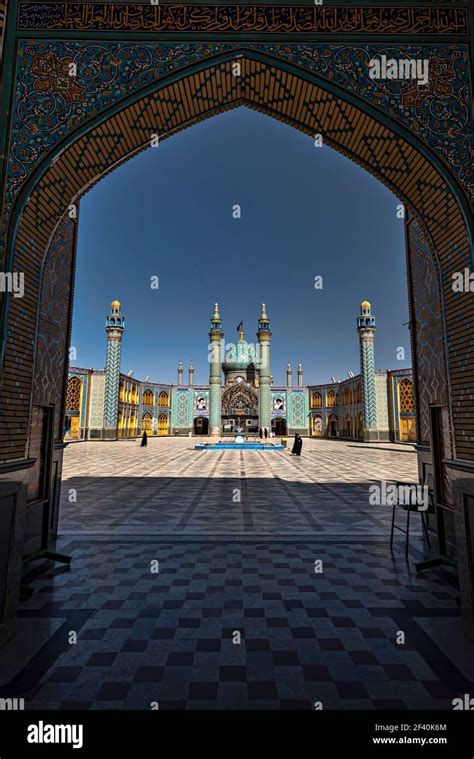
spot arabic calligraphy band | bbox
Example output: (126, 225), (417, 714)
(17, 4), (469, 35)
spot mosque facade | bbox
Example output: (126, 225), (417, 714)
(65, 300), (416, 443)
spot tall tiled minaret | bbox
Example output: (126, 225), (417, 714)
(208, 303), (223, 436)
(257, 303), (272, 432)
(357, 300), (377, 440)
(297, 362), (303, 387)
(103, 300), (125, 438)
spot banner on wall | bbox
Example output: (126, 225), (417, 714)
(196, 396), (207, 412)
(273, 397), (285, 413)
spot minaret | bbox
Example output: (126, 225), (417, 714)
(208, 303), (223, 436)
(357, 300), (377, 440)
(257, 303), (272, 431)
(287, 362), (292, 387)
(177, 361), (183, 385)
(188, 361), (194, 386)
(103, 300), (125, 438)
(297, 362), (303, 387)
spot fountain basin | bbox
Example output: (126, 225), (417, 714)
(194, 441), (284, 450)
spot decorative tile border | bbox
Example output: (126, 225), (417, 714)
(17, 4), (469, 36)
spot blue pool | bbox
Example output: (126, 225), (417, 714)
(194, 442), (284, 451)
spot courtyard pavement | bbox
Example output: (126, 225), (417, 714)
(58, 437), (420, 536)
(3, 438), (473, 710)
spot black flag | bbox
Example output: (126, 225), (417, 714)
(237, 321), (243, 331)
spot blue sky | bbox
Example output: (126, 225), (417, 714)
(72, 106), (411, 386)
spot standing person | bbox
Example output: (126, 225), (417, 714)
(141, 429), (148, 447)
(264, 427), (268, 439)
(295, 434), (303, 456)
(291, 433), (302, 455)
(259, 427), (263, 439)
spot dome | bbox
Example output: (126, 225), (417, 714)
(223, 335), (256, 370)
(360, 300), (371, 309)
(111, 299), (121, 309)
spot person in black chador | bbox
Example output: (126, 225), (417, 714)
(259, 427), (263, 439)
(264, 427), (268, 439)
(141, 430), (148, 447)
(291, 433), (302, 456)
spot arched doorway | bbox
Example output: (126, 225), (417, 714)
(312, 415), (323, 437)
(274, 418), (287, 437)
(398, 378), (417, 442)
(141, 412), (153, 435)
(65, 377), (82, 440)
(327, 414), (338, 438)
(158, 413), (169, 436)
(343, 414), (351, 437)
(194, 417), (209, 436)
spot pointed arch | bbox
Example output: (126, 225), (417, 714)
(311, 392), (322, 409)
(65, 376), (82, 412)
(221, 384), (258, 417)
(399, 378), (415, 414)
(326, 390), (337, 408)
(0, 48), (470, 466)
(143, 389), (154, 407)
(142, 411), (153, 433)
(158, 391), (169, 408)
(158, 412), (169, 435)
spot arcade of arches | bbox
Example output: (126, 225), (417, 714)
(0, 1), (473, 685)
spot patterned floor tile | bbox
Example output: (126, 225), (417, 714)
(0, 439), (471, 710)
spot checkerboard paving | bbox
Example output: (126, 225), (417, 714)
(4, 439), (472, 711)
(11, 537), (471, 711)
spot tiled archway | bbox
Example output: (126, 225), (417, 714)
(2, 53), (472, 465)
